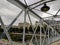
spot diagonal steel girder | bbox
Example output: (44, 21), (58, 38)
(0, 17), (13, 45)
(7, 0), (59, 34)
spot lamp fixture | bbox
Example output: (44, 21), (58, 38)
(41, 3), (50, 12)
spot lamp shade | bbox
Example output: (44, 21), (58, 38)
(41, 3), (50, 12)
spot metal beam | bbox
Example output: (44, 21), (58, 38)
(7, 0), (56, 24)
(31, 0), (56, 9)
(29, 0), (44, 7)
(23, 10), (26, 45)
(7, 0), (42, 20)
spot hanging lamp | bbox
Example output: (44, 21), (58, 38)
(41, 3), (50, 12)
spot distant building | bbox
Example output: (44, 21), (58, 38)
(45, 20), (60, 33)
(18, 22), (30, 30)
(12, 25), (18, 28)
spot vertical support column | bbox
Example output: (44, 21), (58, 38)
(23, 9), (26, 45)
(40, 25), (42, 45)
(39, 19), (44, 45)
(27, 10), (38, 45)
(47, 26), (50, 44)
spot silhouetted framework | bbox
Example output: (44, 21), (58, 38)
(0, 0), (60, 45)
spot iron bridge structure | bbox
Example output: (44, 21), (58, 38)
(0, 0), (60, 45)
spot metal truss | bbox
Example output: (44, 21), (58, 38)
(0, 0), (60, 45)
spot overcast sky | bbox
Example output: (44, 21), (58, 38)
(0, 0), (60, 25)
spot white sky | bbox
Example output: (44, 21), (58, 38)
(0, 0), (60, 25)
